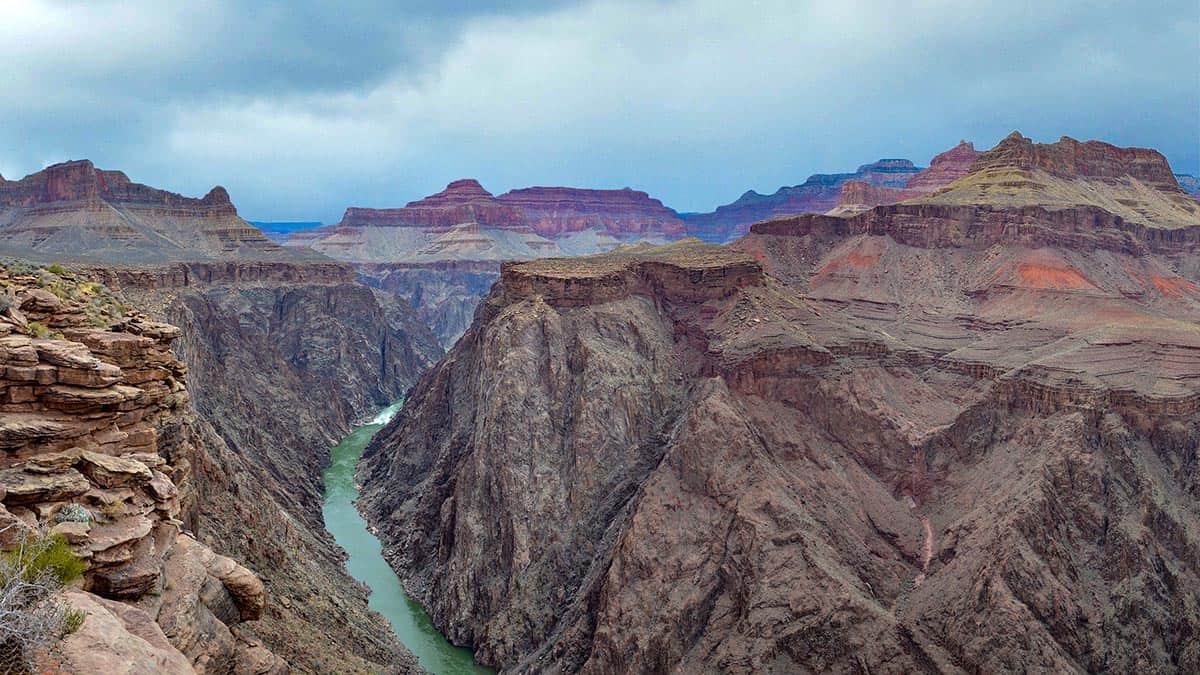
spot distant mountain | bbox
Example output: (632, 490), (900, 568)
(1177, 173), (1200, 199)
(249, 220), (323, 243)
(682, 158), (923, 242)
(0, 160), (316, 263)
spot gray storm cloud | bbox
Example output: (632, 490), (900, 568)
(0, 0), (1195, 222)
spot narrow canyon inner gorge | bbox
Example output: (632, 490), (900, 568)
(0, 3), (1196, 672)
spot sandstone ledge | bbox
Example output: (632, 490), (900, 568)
(500, 240), (764, 307)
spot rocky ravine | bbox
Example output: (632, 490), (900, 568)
(0, 160), (444, 672)
(91, 260), (441, 673)
(0, 264), (285, 672)
(359, 135), (1200, 673)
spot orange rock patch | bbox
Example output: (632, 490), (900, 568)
(1149, 276), (1200, 297)
(1015, 263), (1095, 290)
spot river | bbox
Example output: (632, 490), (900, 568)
(322, 401), (492, 674)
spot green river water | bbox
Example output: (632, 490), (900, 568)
(321, 402), (492, 674)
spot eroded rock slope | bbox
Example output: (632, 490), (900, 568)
(360, 134), (1200, 673)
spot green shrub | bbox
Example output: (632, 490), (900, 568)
(0, 530), (88, 670)
(26, 322), (49, 338)
(5, 533), (86, 586)
(61, 608), (86, 636)
(44, 264), (69, 277)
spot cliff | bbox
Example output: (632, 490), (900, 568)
(99, 260), (440, 673)
(915, 132), (1200, 227)
(0, 263), (286, 672)
(0, 160), (442, 671)
(358, 135), (1200, 673)
(496, 186), (684, 240)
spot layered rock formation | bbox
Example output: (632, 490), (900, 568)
(683, 158), (923, 242)
(914, 133), (1200, 228)
(356, 261), (500, 347)
(0, 264), (285, 672)
(496, 186), (684, 241)
(0, 161), (311, 263)
(289, 179), (688, 345)
(359, 135), (1200, 672)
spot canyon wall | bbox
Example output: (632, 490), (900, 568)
(0, 263), (291, 672)
(101, 261), (440, 672)
(358, 136), (1200, 672)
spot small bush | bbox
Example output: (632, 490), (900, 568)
(0, 529), (89, 671)
(61, 608), (86, 637)
(98, 501), (127, 520)
(26, 322), (49, 338)
(44, 264), (68, 277)
(54, 504), (91, 525)
(4, 533), (86, 586)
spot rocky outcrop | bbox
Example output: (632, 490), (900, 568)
(827, 180), (924, 215)
(0, 161), (307, 264)
(359, 135), (1200, 673)
(0, 263), (284, 672)
(904, 140), (980, 193)
(918, 133), (1200, 228)
(496, 187), (684, 240)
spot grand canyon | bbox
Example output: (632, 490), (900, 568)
(0, 2), (1196, 674)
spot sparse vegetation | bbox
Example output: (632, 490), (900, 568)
(26, 322), (49, 338)
(0, 529), (89, 672)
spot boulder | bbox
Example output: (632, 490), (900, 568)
(79, 450), (153, 488)
(19, 288), (62, 313)
(57, 590), (194, 674)
(0, 467), (90, 504)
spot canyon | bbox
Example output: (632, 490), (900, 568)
(0, 162), (440, 672)
(2, 132), (1196, 673)
(358, 133), (1200, 673)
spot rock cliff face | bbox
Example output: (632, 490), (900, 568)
(683, 158), (923, 243)
(496, 187), (684, 240)
(290, 180), (688, 345)
(95, 260), (439, 673)
(0, 161), (307, 263)
(903, 140), (980, 193)
(0, 263), (285, 672)
(359, 135), (1200, 673)
(356, 262), (500, 347)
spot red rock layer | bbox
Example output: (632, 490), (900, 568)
(829, 180), (925, 213)
(904, 140), (980, 193)
(0, 160), (236, 216)
(830, 141), (981, 214)
(497, 186), (684, 238)
(339, 179), (527, 230)
(976, 132), (1178, 186)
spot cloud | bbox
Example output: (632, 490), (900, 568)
(0, 0), (1195, 221)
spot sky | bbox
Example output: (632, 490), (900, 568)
(0, 0), (1196, 222)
